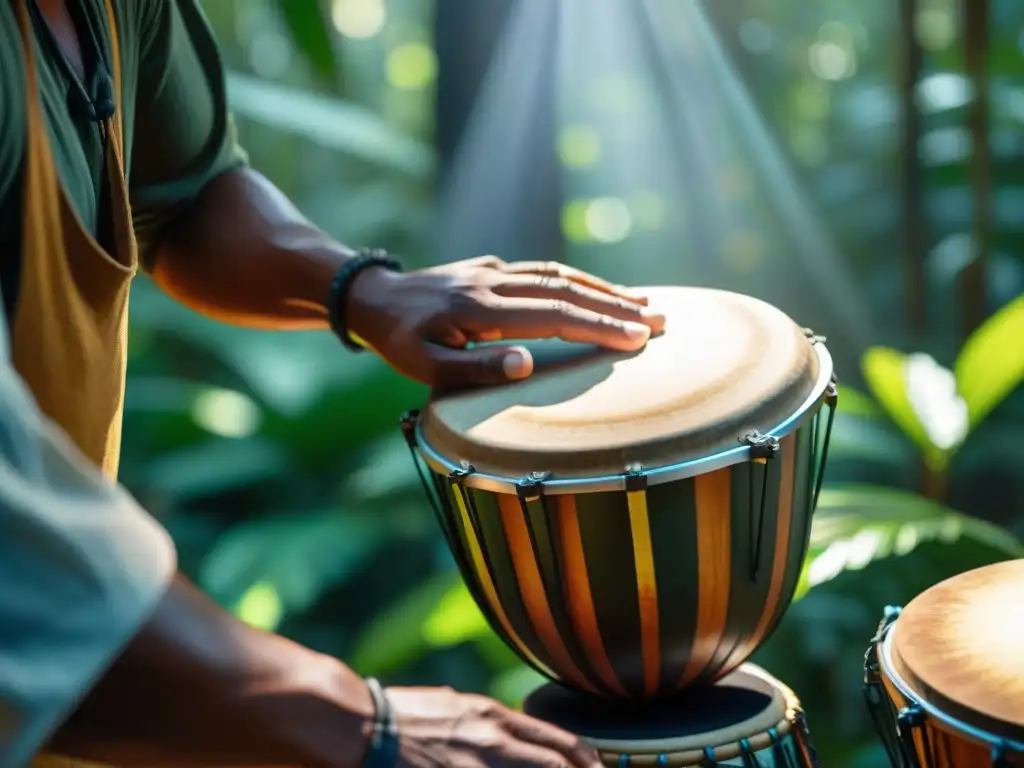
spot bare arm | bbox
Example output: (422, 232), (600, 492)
(47, 575), (374, 768)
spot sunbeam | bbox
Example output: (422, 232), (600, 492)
(438, 0), (877, 367)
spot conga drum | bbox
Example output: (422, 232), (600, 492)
(400, 286), (837, 764)
(864, 560), (1024, 767)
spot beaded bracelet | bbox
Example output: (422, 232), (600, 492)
(327, 249), (402, 352)
(362, 677), (399, 768)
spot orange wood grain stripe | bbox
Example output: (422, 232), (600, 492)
(497, 494), (599, 694)
(555, 495), (629, 697)
(677, 468), (732, 688)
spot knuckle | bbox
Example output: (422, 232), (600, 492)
(543, 260), (563, 275)
(469, 694), (504, 719)
(538, 276), (573, 293)
(550, 299), (577, 318)
(572, 740), (600, 761)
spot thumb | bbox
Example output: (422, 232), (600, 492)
(423, 343), (534, 387)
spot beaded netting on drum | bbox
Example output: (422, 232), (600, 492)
(863, 607), (1020, 768)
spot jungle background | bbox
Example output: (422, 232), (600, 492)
(122, 0), (1024, 764)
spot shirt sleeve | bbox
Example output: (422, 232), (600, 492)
(0, 311), (177, 765)
(129, 0), (248, 270)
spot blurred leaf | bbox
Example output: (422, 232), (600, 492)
(226, 72), (436, 179)
(794, 485), (1024, 600)
(490, 667), (548, 708)
(143, 437), (293, 502)
(952, 422), (1024, 476)
(200, 510), (387, 613)
(954, 294), (1024, 428)
(234, 581), (285, 632)
(265, 365), (427, 468)
(836, 385), (884, 420)
(273, 0), (338, 82)
(826, 413), (915, 469)
(861, 347), (936, 462)
(349, 571), (463, 676)
(423, 582), (491, 646)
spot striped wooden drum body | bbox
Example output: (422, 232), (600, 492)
(524, 664), (819, 767)
(402, 287), (836, 700)
(864, 561), (1024, 767)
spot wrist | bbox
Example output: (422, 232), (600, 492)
(244, 654), (377, 768)
(337, 257), (403, 350)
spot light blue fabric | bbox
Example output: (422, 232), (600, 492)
(0, 309), (176, 765)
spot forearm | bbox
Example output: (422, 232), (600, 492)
(150, 168), (353, 330)
(48, 574), (374, 768)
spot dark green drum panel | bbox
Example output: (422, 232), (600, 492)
(421, 411), (826, 701)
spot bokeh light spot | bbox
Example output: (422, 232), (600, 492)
(193, 388), (262, 439)
(387, 43), (437, 90)
(585, 198), (633, 244)
(558, 125), (602, 168)
(561, 200), (590, 243)
(331, 0), (387, 39)
(234, 581), (284, 631)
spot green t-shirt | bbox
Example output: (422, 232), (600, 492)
(0, 0), (247, 319)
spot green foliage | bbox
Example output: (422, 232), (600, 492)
(272, 0), (338, 84)
(225, 73), (436, 179)
(955, 294), (1024, 428)
(845, 295), (1024, 480)
(861, 348), (940, 465)
(143, 5), (1024, 768)
(794, 485), (1024, 601)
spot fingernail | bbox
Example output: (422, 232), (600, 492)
(624, 322), (651, 344)
(502, 347), (533, 380)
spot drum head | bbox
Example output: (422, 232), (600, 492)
(890, 559), (1024, 744)
(523, 664), (787, 754)
(421, 287), (820, 479)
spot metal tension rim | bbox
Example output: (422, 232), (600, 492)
(412, 340), (834, 496)
(879, 623), (1024, 759)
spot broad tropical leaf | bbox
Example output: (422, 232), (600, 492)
(955, 294), (1024, 428)
(272, 0), (338, 83)
(794, 484), (1024, 600)
(836, 385), (884, 420)
(199, 510), (387, 615)
(861, 347), (960, 469)
(348, 571), (472, 676)
(825, 412), (915, 469)
(861, 348), (931, 449)
(226, 72), (436, 179)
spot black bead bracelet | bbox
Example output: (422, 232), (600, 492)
(328, 249), (402, 352)
(362, 677), (399, 768)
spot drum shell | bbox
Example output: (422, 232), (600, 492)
(425, 408), (824, 700)
(870, 631), (1024, 767)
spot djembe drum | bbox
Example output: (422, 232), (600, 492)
(864, 560), (1024, 767)
(400, 286), (837, 766)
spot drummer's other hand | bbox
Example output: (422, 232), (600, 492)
(346, 256), (666, 387)
(386, 686), (604, 768)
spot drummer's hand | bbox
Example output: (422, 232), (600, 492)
(346, 256), (665, 387)
(386, 686), (604, 768)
